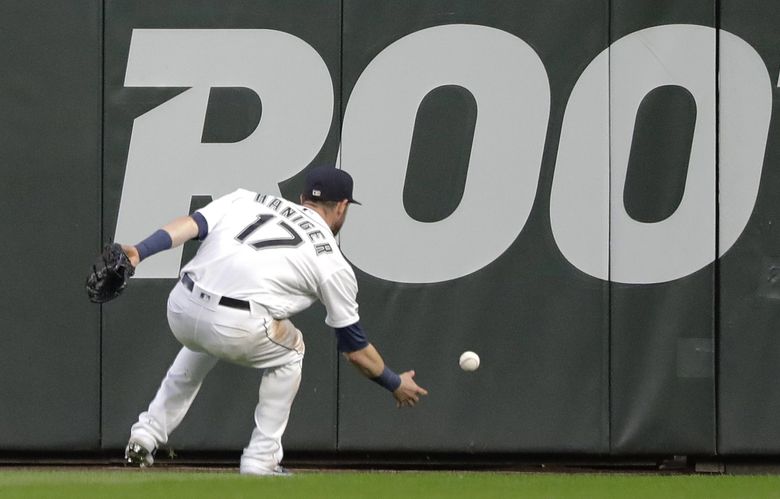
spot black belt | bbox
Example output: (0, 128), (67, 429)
(180, 274), (251, 311)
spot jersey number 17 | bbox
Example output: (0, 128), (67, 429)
(235, 214), (304, 250)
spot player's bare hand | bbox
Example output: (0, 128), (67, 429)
(393, 370), (428, 408)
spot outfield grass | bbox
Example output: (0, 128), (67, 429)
(1, 469), (780, 499)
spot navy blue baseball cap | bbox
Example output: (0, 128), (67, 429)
(303, 166), (361, 205)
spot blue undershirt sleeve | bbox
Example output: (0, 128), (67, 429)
(334, 322), (369, 353)
(191, 211), (208, 240)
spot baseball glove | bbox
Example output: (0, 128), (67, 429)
(86, 243), (135, 303)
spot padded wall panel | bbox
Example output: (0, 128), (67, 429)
(0, 0), (102, 449)
(609, 0), (717, 454)
(338, 0), (610, 453)
(718, 0), (780, 454)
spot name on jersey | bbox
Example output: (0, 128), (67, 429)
(256, 194), (333, 255)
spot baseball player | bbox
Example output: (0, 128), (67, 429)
(119, 166), (428, 475)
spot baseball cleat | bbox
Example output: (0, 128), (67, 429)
(272, 466), (293, 476)
(124, 440), (155, 467)
(240, 464), (293, 476)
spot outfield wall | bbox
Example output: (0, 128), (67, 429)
(2, 0), (780, 457)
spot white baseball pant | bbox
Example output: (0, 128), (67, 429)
(128, 279), (305, 475)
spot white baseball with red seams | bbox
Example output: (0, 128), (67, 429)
(459, 351), (480, 372)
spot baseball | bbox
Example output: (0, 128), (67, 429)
(459, 351), (480, 371)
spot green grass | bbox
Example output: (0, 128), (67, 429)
(1, 470), (780, 499)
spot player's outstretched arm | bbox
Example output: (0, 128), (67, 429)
(343, 344), (428, 408)
(121, 215), (202, 267)
(89, 212), (205, 303)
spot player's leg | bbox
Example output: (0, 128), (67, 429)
(239, 356), (303, 475)
(126, 346), (218, 466)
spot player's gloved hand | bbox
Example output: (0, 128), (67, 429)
(85, 243), (136, 303)
(393, 370), (429, 408)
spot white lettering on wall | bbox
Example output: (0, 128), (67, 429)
(115, 29), (333, 277)
(339, 24), (550, 283)
(116, 25), (771, 284)
(551, 25), (769, 284)
(719, 30), (771, 266)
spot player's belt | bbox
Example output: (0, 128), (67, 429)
(180, 274), (251, 311)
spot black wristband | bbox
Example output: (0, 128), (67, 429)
(371, 366), (401, 392)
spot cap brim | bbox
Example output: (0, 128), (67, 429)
(349, 199), (362, 205)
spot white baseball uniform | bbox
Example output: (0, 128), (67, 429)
(129, 189), (359, 474)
